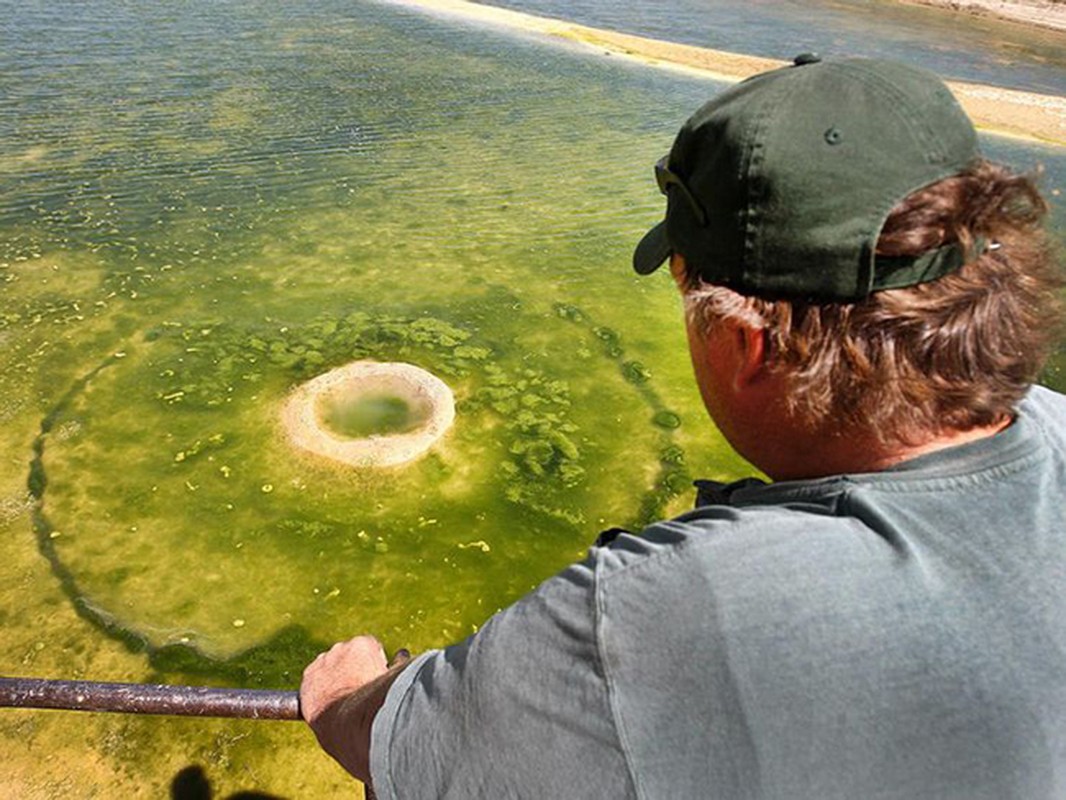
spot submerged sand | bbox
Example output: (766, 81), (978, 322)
(282, 361), (455, 467)
(383, 0), (1066, 146)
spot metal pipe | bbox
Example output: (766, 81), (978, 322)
(0, 676), (300, 720)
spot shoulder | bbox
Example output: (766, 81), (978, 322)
(592, 493), (876, 581)
(1022, 384), (1066, 431)
(588, 494), (901, 635)
(1014, 385), (1066, 464)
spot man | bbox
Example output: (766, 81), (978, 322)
(301, 56), (1066, 798)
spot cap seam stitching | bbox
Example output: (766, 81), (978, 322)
(740, 77), (790, 289)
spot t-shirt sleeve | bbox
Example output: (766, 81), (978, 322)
(368, 554), (634, 799)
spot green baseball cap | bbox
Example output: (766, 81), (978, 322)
(633, 55), (981, 301)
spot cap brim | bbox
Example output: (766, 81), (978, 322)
(633, 221), (671, 275)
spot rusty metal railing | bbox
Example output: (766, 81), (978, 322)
(0, 676), (299, 720)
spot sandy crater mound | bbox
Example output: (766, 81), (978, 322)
(282, 361), (455, 467)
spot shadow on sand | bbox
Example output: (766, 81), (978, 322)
(171, 765), (286, 800)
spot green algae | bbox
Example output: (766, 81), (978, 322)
(31, 301), (690, 675)
(0, 0), (723, 785)
(652, 410), (682, 429)
(622, 360), (652, 385)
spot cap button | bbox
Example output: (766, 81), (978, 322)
(793, 52), (822, 66)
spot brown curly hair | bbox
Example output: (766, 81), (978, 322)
(681, 159), (1065, 442)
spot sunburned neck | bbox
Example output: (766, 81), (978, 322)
(761, 416), (1014, 482)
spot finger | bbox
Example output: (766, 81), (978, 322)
(346, 635), (388, 669)
(321, 636), (387, 673)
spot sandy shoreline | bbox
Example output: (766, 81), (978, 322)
(381, 0), (1066, 146)
(903, 0), (1066, 33)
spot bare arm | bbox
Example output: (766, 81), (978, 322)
(300, 636), (411, 788)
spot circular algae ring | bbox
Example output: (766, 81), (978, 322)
(282, 360), (455, 467)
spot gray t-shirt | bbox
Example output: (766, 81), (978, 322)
(371, 386), (1066, 799)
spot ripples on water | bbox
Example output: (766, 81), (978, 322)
(2, 0), (728, 703)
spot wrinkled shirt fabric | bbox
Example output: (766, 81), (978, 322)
(371, 386), (1066, 799)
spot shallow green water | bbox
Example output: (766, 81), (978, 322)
(2, 0), (744, 691)
(319, 392), (424, 438)
(3, 1), (1066, 795)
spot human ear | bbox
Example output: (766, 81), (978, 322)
(732, 323), (769, 391)
(669, 253), (688, 291)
